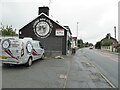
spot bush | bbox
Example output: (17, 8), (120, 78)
(0, 24), (16, 36)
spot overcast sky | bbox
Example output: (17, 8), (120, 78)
(0, 0), (119, 44)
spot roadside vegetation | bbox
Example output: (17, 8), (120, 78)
(0, 24), (17, 36)
(77, 39), (93, 48)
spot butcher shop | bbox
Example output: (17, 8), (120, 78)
(19, 7), (72, 56)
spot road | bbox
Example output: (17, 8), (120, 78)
(80, 48), (118, 87)
(2, 48), (115, 88)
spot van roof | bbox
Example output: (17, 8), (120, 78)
(23, 37), (33, 40)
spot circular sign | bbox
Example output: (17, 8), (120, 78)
(35, 21), (50, 36)
(2, 39), (10, 49)
(26, 41), (33, 53)
(33, 18), (53, 38)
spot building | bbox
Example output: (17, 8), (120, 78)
(71, 37), (77, 48)
(19, 7), (72, 56)
(101, 33), (118, 52)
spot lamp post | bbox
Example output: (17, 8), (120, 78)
(114, 26), (116, 39)
(77, 22), (79, 39)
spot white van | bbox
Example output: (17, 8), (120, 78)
(0, 37), (45, 67)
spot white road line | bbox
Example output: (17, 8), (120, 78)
(99, 72), (116, 88)
(91, 64), (116, 88)
(84, 50), (117, 88)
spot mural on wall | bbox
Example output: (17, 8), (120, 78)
(33, 18), (53, 38)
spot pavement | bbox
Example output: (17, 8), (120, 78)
(64, 50), (112, 88)
(97, 49), (119, 55)
(2, 49), (113, 88)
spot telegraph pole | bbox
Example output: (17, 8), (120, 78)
(114, 26), (116, 39)
(77, 22), (79, 39)
(49, 0), (51, 8)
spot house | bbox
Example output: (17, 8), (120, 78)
(19, 7), (72, 56)
(101, 33), (118, 52)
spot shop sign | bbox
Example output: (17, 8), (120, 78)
(33, 18), (53, 38)
(56, 29), (64, 36)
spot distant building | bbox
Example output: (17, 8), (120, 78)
(19, 7), (72, 56)
(72, 37), (77, 48)
(101, 33), (118, 52)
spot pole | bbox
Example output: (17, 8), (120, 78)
(77, 22), (79, 39)
(49, 0), (51, 8)
(114, 26), (116, 39)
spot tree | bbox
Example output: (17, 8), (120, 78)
(77, 39), (84, 48)
(95, 41), (101, 49)
(89, 43), (93, 46)
(0, 24), (16, 36)
(84, 42), (89, 47)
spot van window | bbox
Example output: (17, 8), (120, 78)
(39, 42), (43, 48)
(11, 40), (20, 48)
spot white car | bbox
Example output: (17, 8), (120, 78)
(89, 46), (93, 49)
(0, 37), (45, 67)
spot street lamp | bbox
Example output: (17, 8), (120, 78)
(77, 22), (79, 39)
(114, 26), (116, 39)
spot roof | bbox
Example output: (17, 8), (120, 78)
(19, 13), (67, 31)
(101, 36), (118, 43)
(64, 26), (72, 35)
(72, 37), (77, 40)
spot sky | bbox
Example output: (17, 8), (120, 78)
(0, 0), (119, 44)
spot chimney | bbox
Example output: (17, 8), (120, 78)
(38, 7), (49, 16)
(106, 33), (111, 39)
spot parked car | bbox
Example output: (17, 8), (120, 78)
(89, 46), (93, 49)
(0, 37), (45, 67)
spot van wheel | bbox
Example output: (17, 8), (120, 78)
(41, 53), (45, 60)
(26, 57), (32, 67)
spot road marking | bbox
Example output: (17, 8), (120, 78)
(99, 72), (116, 88)
(91, 64), (116, 88)
(83, 49), (117, 88)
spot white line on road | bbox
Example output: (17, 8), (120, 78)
(83, 49), (117, 88)
(91, 64), (117, 88)
(99, 72), (116, 88)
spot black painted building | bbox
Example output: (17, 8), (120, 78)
(19, 7), (72, 56)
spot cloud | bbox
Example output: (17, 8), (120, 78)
(1, 0), (119, 44)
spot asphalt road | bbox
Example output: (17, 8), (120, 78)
(80, 48), (118, 87)
(2, 58), (70, 88)
(2, 48), (113, 88)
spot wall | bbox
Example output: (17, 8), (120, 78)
(101, 46), (116, 52)
(19, 14), (67, 55)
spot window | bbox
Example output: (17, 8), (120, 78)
(39, 42), (43, 48)
(19, 31), (22, 34)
